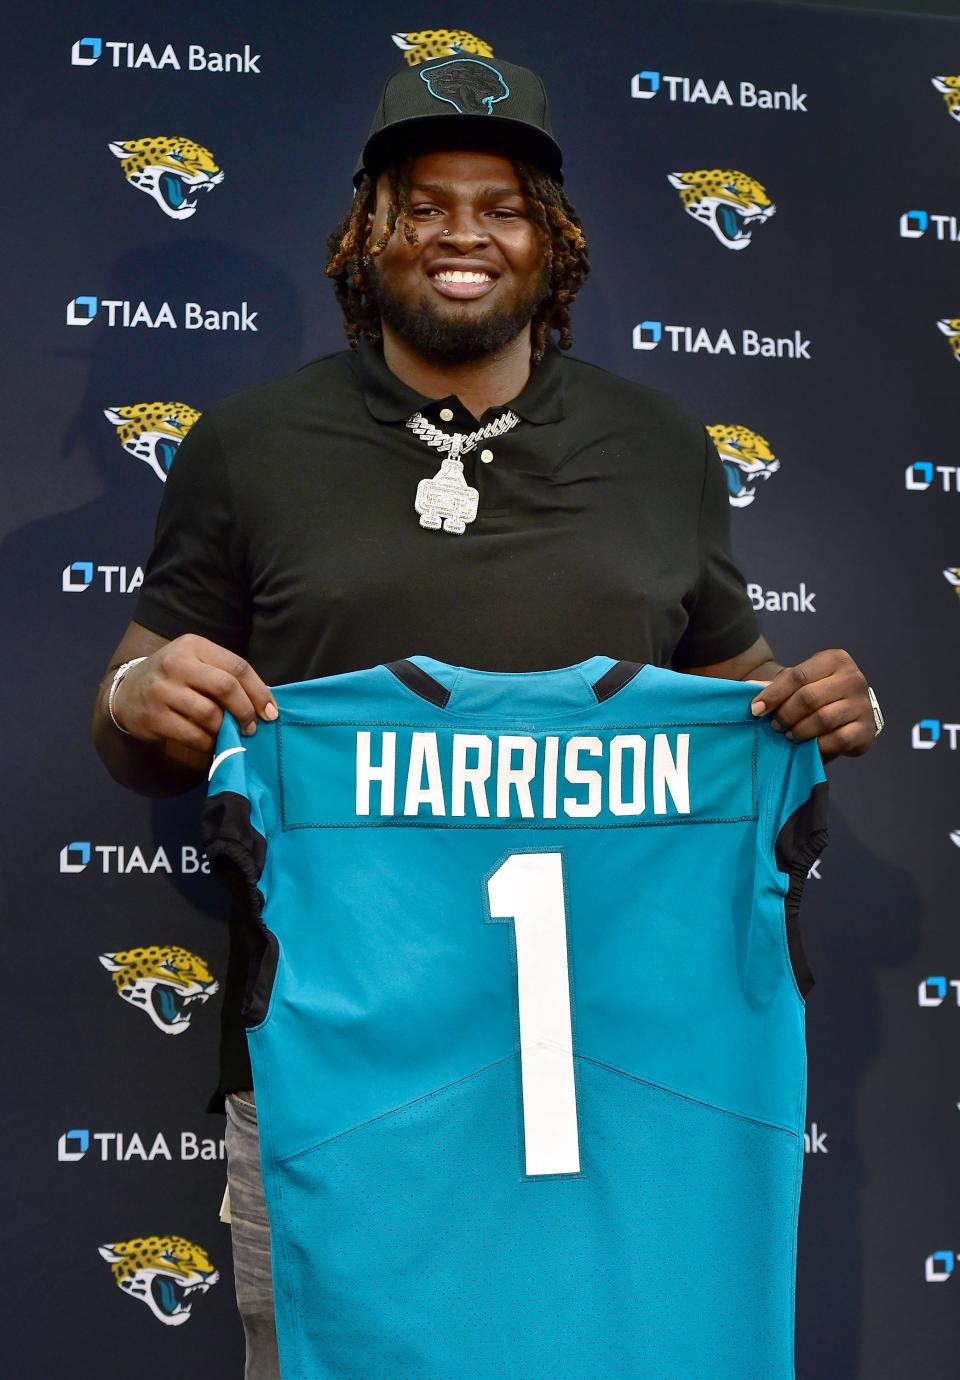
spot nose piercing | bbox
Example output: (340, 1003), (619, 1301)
(442, 228), (451, 236)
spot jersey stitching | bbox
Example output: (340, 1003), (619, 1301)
(576, 660), (602, 697)
(279, 716), (755, 729)
(274, 1053), (517, 1166)
(275, 718), (289, 833)
(280, 814), (759, 830)
(577, 1053), (800, 1138)
(787, 1056), (806, 1348)
(271, 1045), (799, 1170)
(762, 732), (798, 855)
(793, 1021), (808, 1144)
(257, 1071), (305, 1373)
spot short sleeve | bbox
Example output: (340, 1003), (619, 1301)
(202, 715), (280, 1027)
(202, 713), (277, 897)
(672, 430), (761, 668)
(132, 409), (250, 652)
(763, 734), (829, 997)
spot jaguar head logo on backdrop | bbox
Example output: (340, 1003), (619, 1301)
(98, 1236), (219, 1325)
(937, 318), (960, 363)
(668, 170), (776, 249)
(932, 76), (960, 122)
(707, 424), (781, 507)
(943, 568), (960, 598)
(109, 137), (224, 219)
(103, 401), (200, 482)
(391, 28), (494, 66)
(99, 945), (219, 1034)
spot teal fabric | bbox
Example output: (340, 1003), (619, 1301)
(206, 657), (827, 1379)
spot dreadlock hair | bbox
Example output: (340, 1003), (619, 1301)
(323, 153), (590, 366)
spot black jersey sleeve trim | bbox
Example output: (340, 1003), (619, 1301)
(591, 660), (645, 703)
(774, 781), (829, 998)
(385, 658), (452, 708)
(201, 791), (278, 1029)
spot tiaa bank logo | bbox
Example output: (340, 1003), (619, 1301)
(63, 562), (143, 593)
(631, 69), (808, 112)
(58, 1127), (224, 1162)
(925, 1250), (955, 1283)
(707, 424), (780, 508)
(98, 1236), (219, 1326)
(944, 568), (960, 598)
(748, 582), (816, 613)
(911, 720), (960, 750)
(668, 170), (776, 250)
(110, 137), (224, 220)
(917, 976), (960, 1006)
(932, 75), (960, 122)
(632, 320), (810, 360)
(66, 296), (258, 331)
(937, 318), (960, 364)
(71, 36), (260, 73)
(99, 945), (219, 1034)
(59, 840), (211, 873)
(904, 460), (960, 493)
(899, 210), (960, 242)
(103, 400), (201, 483)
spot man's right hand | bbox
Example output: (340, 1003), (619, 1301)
(112, 633), (278, 754)
(92, 622), (277, 795)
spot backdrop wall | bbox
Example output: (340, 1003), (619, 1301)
(5, 3), (958, 1375)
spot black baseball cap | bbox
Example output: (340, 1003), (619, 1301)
(354, 56), (563, 187)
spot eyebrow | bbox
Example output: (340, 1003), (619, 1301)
(409, 181), (525, 199)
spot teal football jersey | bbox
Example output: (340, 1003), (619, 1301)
(203, 655), (828, 1380)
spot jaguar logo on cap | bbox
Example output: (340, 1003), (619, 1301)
(354, 44), (563, 186)
(419, 58), (510, 115)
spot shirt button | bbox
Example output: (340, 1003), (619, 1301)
(439, 407), (454, 422)
(480, 449), (494, 463)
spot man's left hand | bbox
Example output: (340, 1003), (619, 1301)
(749, 648), (877, 758)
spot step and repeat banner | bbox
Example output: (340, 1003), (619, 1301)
(5, 1), (958, 1375)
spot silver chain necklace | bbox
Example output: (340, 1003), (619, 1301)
(406, 409), (521, 534)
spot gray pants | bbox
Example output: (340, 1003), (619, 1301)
(224, 1092), (280, 1380)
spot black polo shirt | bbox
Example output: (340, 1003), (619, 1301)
(134, 338), (760, 1100)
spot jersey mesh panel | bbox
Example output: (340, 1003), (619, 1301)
(275, 1056), (799, 1379)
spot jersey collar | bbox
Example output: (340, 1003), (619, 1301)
(356, 337), (566, 427)
(386, 656), (645, 717)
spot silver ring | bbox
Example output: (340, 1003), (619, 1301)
(867, 686), (884, 737)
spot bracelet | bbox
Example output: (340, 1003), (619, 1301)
(108, 657), (149, 735)
(867, 686), (884, 738)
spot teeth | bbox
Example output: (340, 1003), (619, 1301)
(434, 271), (491, 284)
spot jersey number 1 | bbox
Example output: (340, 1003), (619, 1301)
(486, 851), (581, 1177)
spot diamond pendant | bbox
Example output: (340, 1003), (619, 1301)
(414, 435), (480, 534)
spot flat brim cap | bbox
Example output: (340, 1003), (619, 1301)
(354, 56), (563, 187)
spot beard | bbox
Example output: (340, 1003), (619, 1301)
(368, 263), (550, 362)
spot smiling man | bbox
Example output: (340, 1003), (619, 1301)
(92, 51), (880, 1379)
(366, 153), (552, 362)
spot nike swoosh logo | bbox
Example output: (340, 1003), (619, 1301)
(208, 745), (246, 781)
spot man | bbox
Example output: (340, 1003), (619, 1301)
(93, 53), (879, 1377)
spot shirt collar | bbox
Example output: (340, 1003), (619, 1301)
(355, 337), (566, 427)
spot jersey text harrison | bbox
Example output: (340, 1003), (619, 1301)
(355, 730), (690, 819)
